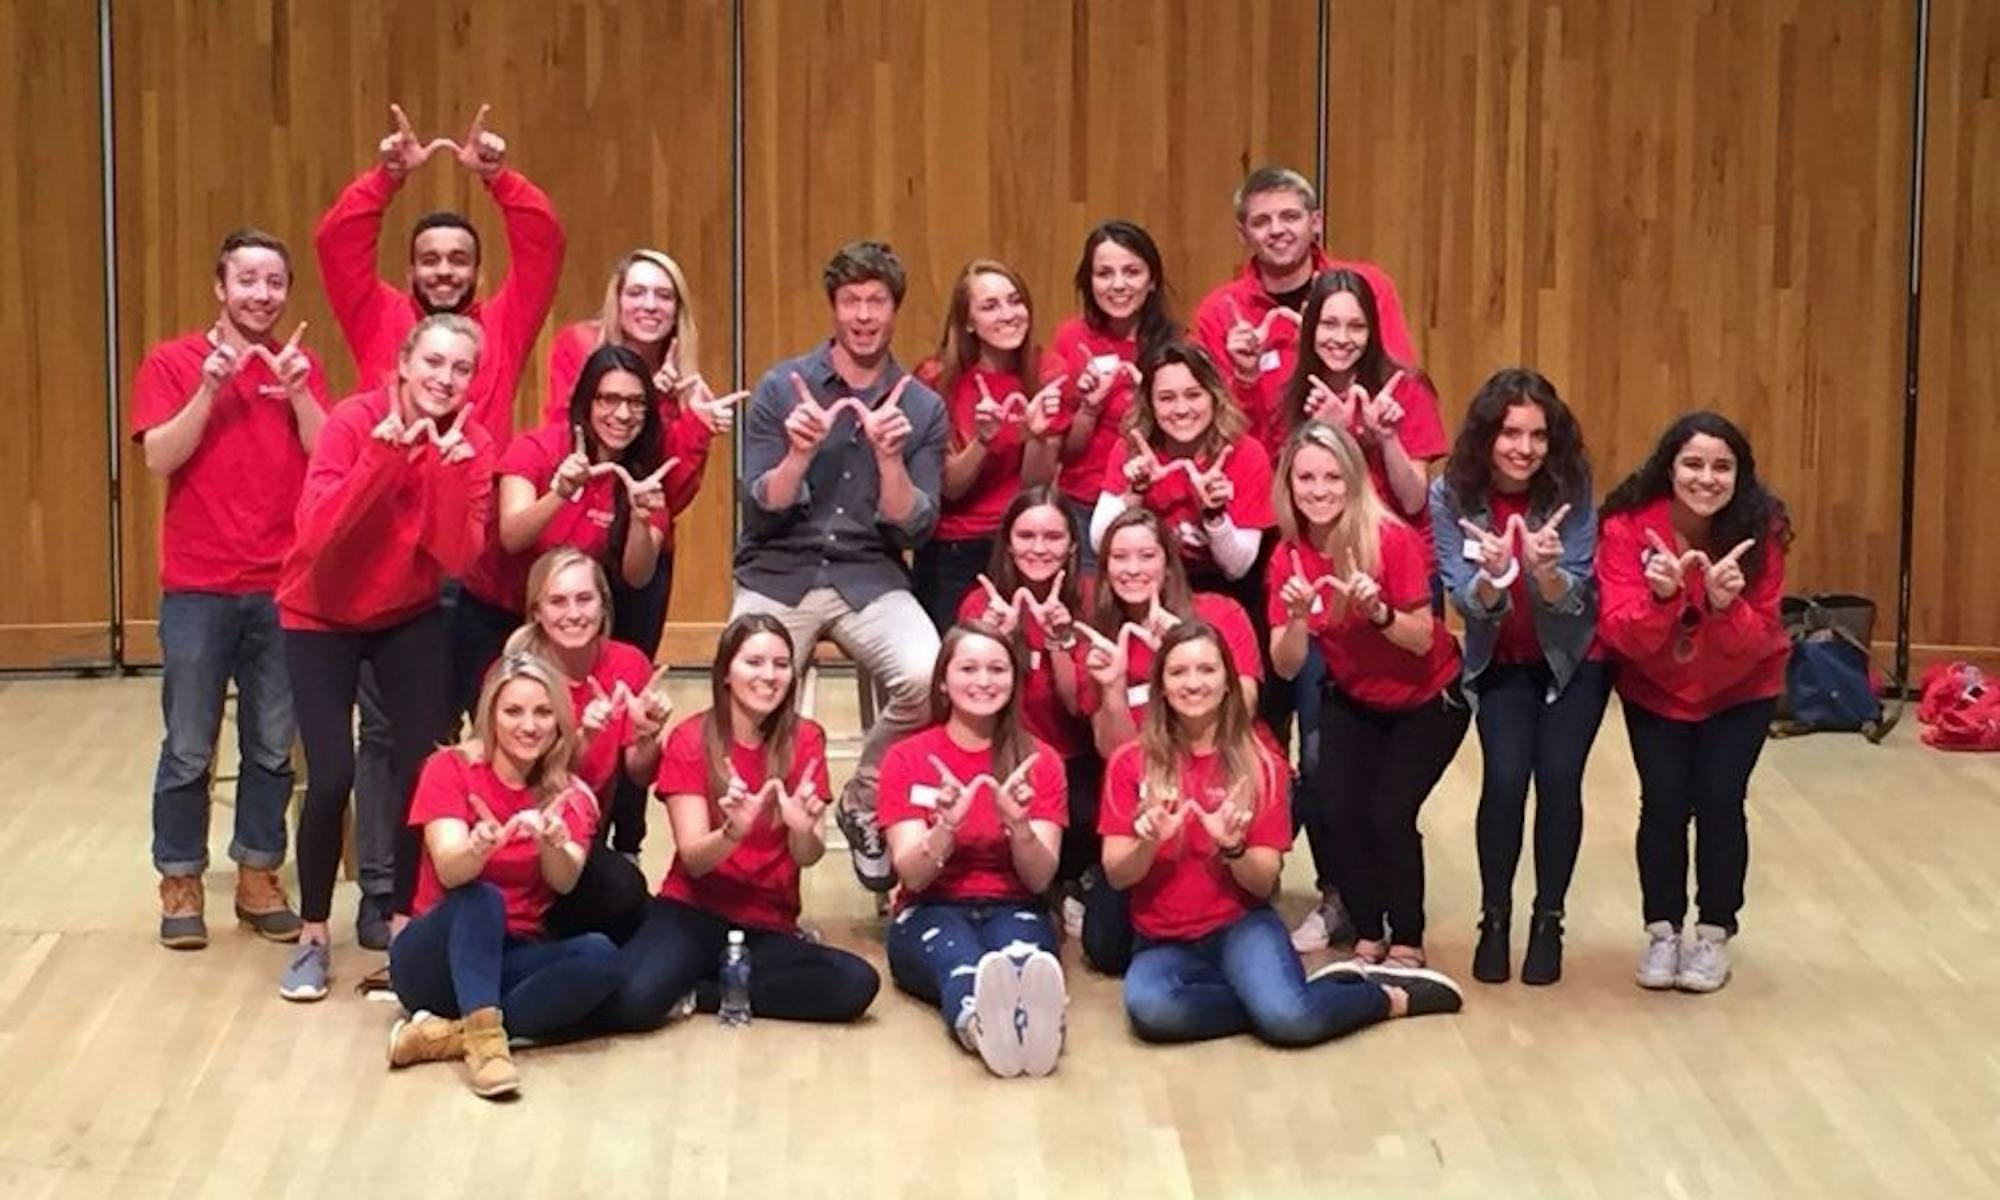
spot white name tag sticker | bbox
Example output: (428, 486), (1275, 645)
(909, 784), (941, 811)
(1311, 596), (1325, 616)
(1029, 649), (1043, 671)
(1462, 538), (1486, 562)
(1126, 683), (1150, 708)
(1089, 353), (1121, 377)
(1258, 349), (1282, 375)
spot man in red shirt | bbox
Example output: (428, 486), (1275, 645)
(314, 104), (565, 952)
(1190, 165), (1418, 450)
(132, 230), (332, 950)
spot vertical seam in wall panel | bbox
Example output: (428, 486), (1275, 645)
(1315, 0), (1329, 202)
(1894, 0), (1931, 690)
(100, 0), (123, 671)
(731, 0), (746, 541)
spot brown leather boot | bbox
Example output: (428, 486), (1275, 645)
(387, 1011), (463, 1067)
(158, 874), (207, 950)
(460, 1007), (520, 1099)
(234, 866), (303, 942)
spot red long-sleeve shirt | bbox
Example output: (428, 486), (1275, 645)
(1597, 499), (1788, 721)
(314, 165), (566, 442)
(277, 389), (496, 632)
(1191, 250), (1418, 457)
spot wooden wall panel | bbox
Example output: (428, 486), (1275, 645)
(1913, 0), (2000, 666)
(1325, 0), (1914, 631)
(112, 0), (734, 664)
(742, 0), (1321, 383)
(0, 1), (112, 669)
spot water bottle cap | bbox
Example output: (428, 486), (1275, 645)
(728, 929), (745, 945)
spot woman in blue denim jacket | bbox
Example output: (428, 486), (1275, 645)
(1429, 369), (1610, 987)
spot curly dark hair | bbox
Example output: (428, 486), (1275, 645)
(1599, 411), (1793, 584)
(1442, 368), (1592, 516)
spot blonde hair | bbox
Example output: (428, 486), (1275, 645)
(504, 548), (616, 663)
(1271, 421), (1396, 614)
(398, 312), (483, 362)
(595, 249), (698, 380)
(1136, 621), (1277, 818)
(455, 652), (580, 806)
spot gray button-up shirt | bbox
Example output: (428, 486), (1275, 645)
(734, 341), (948, 608)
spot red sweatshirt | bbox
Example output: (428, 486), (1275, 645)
(276, 389), (496, 633)
(1597, 499), (1788, 721)
(314, 165), (566, 442)
(1040, 316), (1140, 508)
(1191, 250), (1417, 455)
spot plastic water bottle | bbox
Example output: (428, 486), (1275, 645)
(719, 929), (752, 1027)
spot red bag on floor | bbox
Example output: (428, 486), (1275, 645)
(1916, 661), (2000, 751)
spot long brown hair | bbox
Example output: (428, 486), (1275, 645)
(454, 652), (580, 806)
(981, 486), (1084, 614)
(928, 625), (1035, 784)
(932, 258), (1038, 403)
(1128, 340), (1248, 460)
(1136, 621), (1277, 817)
(698, 613), (803, 797)
(1088, 508), (1194, 634)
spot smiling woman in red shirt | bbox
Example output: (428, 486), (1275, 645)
(1268, 422), (1468, 974)
(913, 259), (1063, 629)
(384, 654), (620, 1100)
(1597, 412), (1790, 996)
(879, 626), (1070, 1078)
(276, 314), (496, 1005)
(1105, 621), (1463, 1045)
(1042, 221), (1181, 572)
(598, 613), (880, 1031)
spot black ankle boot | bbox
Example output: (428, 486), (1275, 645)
(1472, 908), (1511, 983)
(1521, 911), (1564, 985)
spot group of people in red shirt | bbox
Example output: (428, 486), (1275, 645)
(134, 105), (1790, 1097)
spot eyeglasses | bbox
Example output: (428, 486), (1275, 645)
(592, 393), (647, 415)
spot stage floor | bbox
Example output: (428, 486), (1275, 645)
(1, 675), (1993, 1199)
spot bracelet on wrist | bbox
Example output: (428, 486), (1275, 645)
(1369, 605), (1394, 630)
(1219, 840), (1247, 861)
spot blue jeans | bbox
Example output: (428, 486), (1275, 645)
(1123, 908), (1391, 1046)
(389, 883), (621, 1040)
(152, 591), (293, 876)
(885, 900), (1058, 1034)
(1472, 659), (1612, 914)
(1288, 642), (1330, 889)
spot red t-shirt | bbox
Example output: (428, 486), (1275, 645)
(1098, 740), (1291, 942)
(1597, 499), (1788, 720)
(1486, 490), (1543, 665)
(955, 582), (1091, 759)
(460, 421), (645, 613)
(1041, 317), (1139, 507)
(275, 389), (496, 632)
(876, 725), (1068, 910)
(408, 750), (601, 939)
(1076, 592), (1265, 722)
(1269, 524), (1460, 711)
(654, 714), (831, 933)
(560, 639), (656, 799)
(128, 330), (332, 592)
(1102, 435), (1276, 575)
(936, 366), (1037, 541)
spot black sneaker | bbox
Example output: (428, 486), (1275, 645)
(356, 891), (392, 952)
(1472, 908), (1511, 984)
(834, 802), (896, 894)
(1365, 964), (1465, 1017)
(1521, 911), (1564, 986)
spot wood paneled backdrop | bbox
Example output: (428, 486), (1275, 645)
(2, 0), (1991, 672)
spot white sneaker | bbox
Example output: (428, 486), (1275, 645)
(1291, 901), (1334, 952)
(1016, 950), (1068, 1077)
(1061, 896), (1085, 941)
(1674, 924), (1732, 993)
(969, 951), (1024, 1077)
(1635, 921), (1682, 990)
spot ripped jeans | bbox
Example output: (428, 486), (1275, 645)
(885, 899), (1059, 1036)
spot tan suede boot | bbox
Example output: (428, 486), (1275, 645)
(387, 1011), (464, 1068)
(233, 866), (303, 942)
(460, 1007), (520, 1098)
(158, 874), (207, 950)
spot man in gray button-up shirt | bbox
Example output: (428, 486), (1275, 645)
(732, 241), (947, 893)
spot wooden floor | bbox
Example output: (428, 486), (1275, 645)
(1, 675), (1996, 1199)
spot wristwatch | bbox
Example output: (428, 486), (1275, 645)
(1369, 604), (1394, 629)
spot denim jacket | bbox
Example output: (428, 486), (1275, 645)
(1428, 474), (1599, 706)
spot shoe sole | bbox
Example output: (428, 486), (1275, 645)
(1673, 973), (1729, 993)
(834, 809), (897, 894)
(278, 983), (329, 1002)
(470, 1076), (521, 1099)
(1363, 964), (1464, 998)
(971, 953), (1024, 1078)
(237, 914), (303, 944)
(159, 932), (208, 950)
(1017, 951), (1066, 1078)
(1305, 960), (1369, 984)
(1635, 971), (1678, 990)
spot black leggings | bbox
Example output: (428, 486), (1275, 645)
(543, 850), (652, 944)
(285, 610), (452, 922)
(1471, 660), (1613, 914)
(598, 898), (880, 1032)
(1624, 695), (1776, 935)
(1310, 681), (1470, 948)
(449, 589), (522, 727)
(605, 551), (673, 854)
